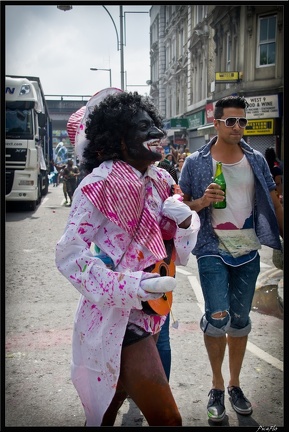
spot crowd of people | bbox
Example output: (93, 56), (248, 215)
(156, 147), (190, 183)
(54, 89), (283, 426)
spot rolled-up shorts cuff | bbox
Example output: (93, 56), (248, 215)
(200, 314), (251, 337)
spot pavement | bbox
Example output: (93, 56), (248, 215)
(5, 183), (284, 428)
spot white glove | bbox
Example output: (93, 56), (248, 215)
(162, 194), (192, 225)
(140, 275), (176, 293)
(137, 287), (163, 302)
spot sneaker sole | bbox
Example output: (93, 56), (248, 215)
(231, 404), (252, 415)
(207, 410), (226, 422)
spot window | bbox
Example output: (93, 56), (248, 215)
(166, 43), (171, 69)
(226, 33), (231, 71)
(193, 5), (207, 27)
(178, 28), (184, 58)
(6, 108), (33, 138)
(151, 19), (159, 45)
(152, 61), (159, 83)
(226, 33), (231, 90)
(258, 15), (276, 66)
(165, 5), (172, 24)
(172, 36), (176, 63)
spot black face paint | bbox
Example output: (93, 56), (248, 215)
(124, 110), (164, 162)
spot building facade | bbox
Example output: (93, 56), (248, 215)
(149, 4), (284, 161)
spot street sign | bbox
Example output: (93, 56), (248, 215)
(215, 72), (239, 82)
(244, 119), (274, 135)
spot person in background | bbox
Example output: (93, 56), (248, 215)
(59, 166), (69, 203)
(61, 167), (74, 205)
(179, 152), (188, 162)
(54, 139), (68, 165)
(65, 159), (79, 205)
(59, 159), (79, 205)
(76, 159), (89, 187)
(264, 146), (283, 203)
(164, 153), (174, 167)
(156, 147), (180, 380)
(179, 95), (283, 423)
(49, 159), (58, 186)
(175, 157), (185, 182)
(169, 144), (179, 165)
(55, 89), (200, 426)
(158, 149), (178, 183)
(184, 147), (191, 157)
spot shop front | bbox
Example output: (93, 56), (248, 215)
(243, 94), (282, 157)
(186, 110), (206, 153)
(163, 118), (189, 153)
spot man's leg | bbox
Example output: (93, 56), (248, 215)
(204, 332), (227, 422)
(226, 334), (252, 415)
(63, 182), (68, 202)
(102, 334), (182, 426)
(204, 333), (227, 390)
(227, 335), (248, 388)
(225, 256), (259, 414)
(100, 382), (128, 426)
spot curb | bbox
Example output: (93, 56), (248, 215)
(256, 267), (283, 305)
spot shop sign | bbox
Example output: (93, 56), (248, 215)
(243, 119), (274, 135)
(246, 95), (279, 119)
(206, 102), (215, 123)
(170, 118), (189, 128)
(163, 118), (189, 129)
(186, 111), (204, 129)
(215, 72), (239, 82)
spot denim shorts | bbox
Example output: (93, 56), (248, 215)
(197, 254), (260, 337)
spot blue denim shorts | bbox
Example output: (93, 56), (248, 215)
(197, 254), (260, 337)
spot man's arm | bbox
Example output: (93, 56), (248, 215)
(182, 193), (206, 212)
(270, 190), (283, 239)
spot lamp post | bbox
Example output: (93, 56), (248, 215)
(90, 68), (112, 87)
(57, 4), (125, 90)
(119, 5), (125, 91)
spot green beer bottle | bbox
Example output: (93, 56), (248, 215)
(213, 162), (226, 209)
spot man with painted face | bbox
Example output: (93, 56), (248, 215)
(55, 90), (200, 426)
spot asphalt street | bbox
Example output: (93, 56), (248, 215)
(5, 183), (284, 428)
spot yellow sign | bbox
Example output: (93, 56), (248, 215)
(215, 72), (239, 82)
(244, 119), (274, 135)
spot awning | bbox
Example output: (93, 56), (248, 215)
(197, 123), (214, 131)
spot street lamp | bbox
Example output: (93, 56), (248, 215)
(56, 5), (72, 11)
(57, 4), (125, 90)
(90, 68), (112, 87)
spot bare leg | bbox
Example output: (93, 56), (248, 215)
(204, 333), (227, 390)
(101, 334), (181, 427)
(227, 335), (248, 388)
(100, 383), (128, 426)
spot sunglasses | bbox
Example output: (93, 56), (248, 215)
(217, 117), (248, 128)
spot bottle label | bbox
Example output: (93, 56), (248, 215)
(213, 162), (226, 209)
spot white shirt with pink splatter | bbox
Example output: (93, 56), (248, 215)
(55, 160), (200, 425)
